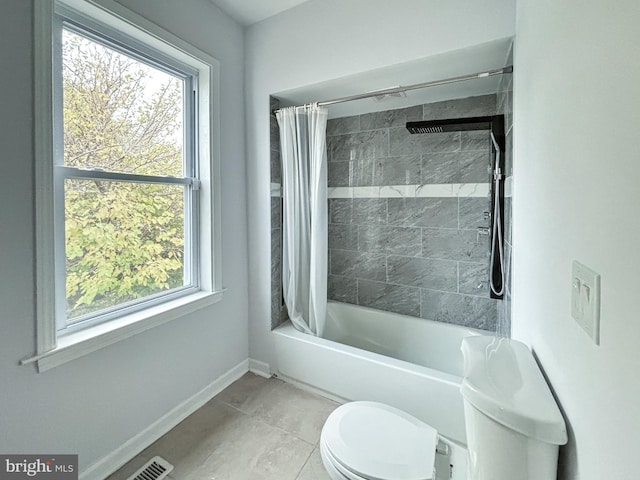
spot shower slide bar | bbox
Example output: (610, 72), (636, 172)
(273, 66), (513, 113)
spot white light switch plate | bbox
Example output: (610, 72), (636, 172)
(571, 260), (601, 344)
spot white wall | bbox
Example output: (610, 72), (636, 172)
(513, 1), (640, 479)
(0, 0), (248, 474)
(245, 0), (516, 366)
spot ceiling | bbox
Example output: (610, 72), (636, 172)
(274, 38), (513, 119)
(209, 0), (311, 26)
(207, 1), (513, 119)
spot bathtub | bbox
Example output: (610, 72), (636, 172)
(273, 301), (482, 445)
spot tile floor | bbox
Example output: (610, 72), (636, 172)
(108, 373), (337, 480)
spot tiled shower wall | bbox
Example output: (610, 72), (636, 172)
(497, 44), (514, 337)
(326, 95), (499, 332)
(271, 93), (512, 334)
(270, 96), (286, 329)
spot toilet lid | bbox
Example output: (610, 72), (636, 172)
(322, 401), (437, 480)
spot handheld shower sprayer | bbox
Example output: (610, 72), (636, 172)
(489, 131), (505, 297)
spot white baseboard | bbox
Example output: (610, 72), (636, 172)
(81, 359), (249, 480)
(248, 358), (271, 378)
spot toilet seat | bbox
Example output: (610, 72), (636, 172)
(320, 440), (369, 480)
(321, 401), (438, 480)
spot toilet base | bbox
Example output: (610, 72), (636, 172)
(320, 435), (466, 480)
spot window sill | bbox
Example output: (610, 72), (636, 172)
(32, 290), (224, 372)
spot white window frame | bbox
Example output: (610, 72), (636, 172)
(29, 0), (224, 372)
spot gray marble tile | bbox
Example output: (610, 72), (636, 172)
(271, 197), (281, 229)
(357, 279), (421, 317)
(352, 157), (379, 186)
(272, 290), (283, 329)
(459, 197), (491, 229)
(388, 198), (458, 228)
(420, 289), (497, 331)
(389, 128), (460, 156)
(330, 249), (387, 281)
(458, 261), (490, 297)
(387, 255), (457, 292)
(461, 131), (491, 151)
(271, 228), (281, 273)
(505, 87), (513, 134)
(271, 148), (281, 184)
(458, 150), (491, 183)
(329, 199), (352, 224)
(354, 155), (421, 186)
(327, 274), (357, 304)
(378, 155), (422, 185)
(421, 152), (456, 184)
(271, 224), (282, 330)
(327, 129), (388, 162)
(504, 131), (513, 177)
(271, 250), (281, 291)
(497, 72), (513, 121)
(270, 98), (281, 151)
(271, 119), (280, 151)
(497, 63), (513, 131)
(328, 160), (351, 187)
(360, 105), (422, 130)
(353, 198), (387, 225)
(504, 196), (512, 244)
(422, 228), (489, 262)
(358, 225), (422, 256)
(327, 115), (360, 136)
(497, 295), (511, 338)
(270, 96), (280, 112)
(422, 94), (497, 121)
(504, 240), (513, 300)
(421, 151), (491, 184)
(496, 242), (512, 338)
(329, 223), (358, 250)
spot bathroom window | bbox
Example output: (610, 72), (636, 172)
(32, 0), (223, 371)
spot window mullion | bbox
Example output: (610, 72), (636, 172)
(183, 79), (198, 288)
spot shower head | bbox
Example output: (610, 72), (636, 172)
(406, 116), (496, 134)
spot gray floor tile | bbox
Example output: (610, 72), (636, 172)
(296, 448), (331, 480)
(108, 374), (337, 480)
(182, 413), (314, 480)
(229, 379), (338, 445)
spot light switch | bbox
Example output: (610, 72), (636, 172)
(571, 260), (601, 345)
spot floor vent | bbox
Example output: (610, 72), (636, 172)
(127, 456), (174, 480)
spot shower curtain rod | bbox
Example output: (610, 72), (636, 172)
(273, 66), (513, 113)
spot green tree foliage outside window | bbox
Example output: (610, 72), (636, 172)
(62, 29), (187, 319)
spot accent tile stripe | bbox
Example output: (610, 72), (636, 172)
(327, 183), (490, 199)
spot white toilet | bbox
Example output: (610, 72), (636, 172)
(320, 335), (567, 480)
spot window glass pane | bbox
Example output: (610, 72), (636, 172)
(65, 179), (186, 321)
(62, 28), (184, 177)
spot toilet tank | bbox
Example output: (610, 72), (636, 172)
(460, 336), (567, 480)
